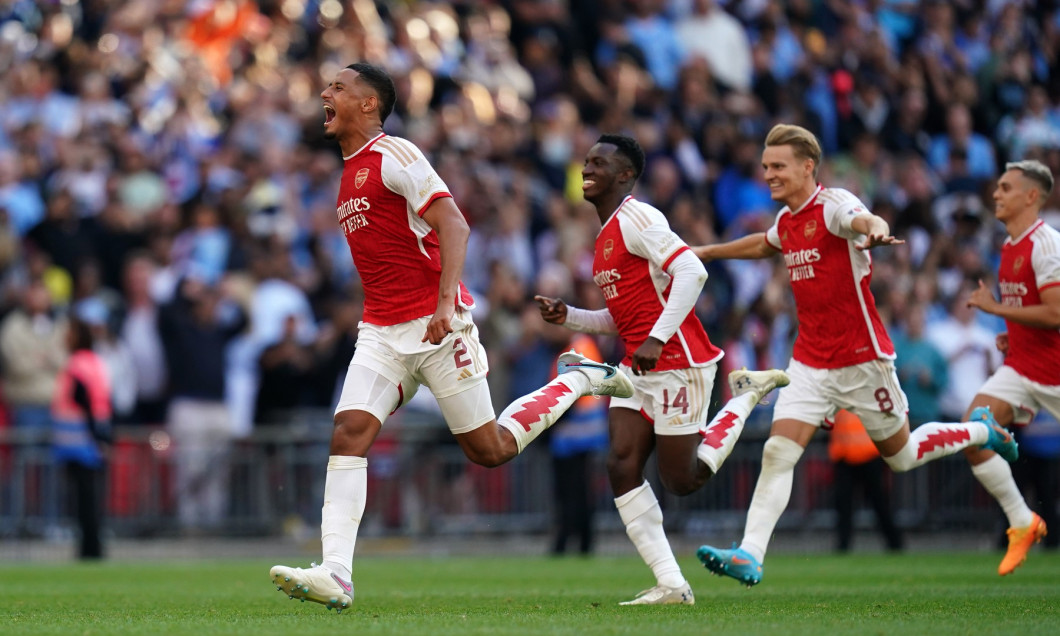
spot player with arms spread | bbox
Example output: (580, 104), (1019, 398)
(269, 63), (634, 612)
(536, 134), (789, 604)
(693, 124), (1017, 587)
(965, 159), (1060, 575)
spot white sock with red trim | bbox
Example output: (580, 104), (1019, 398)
(697, 393), (756, 473)
(498, 374), (588, 453)
(883, 422), (989, 472)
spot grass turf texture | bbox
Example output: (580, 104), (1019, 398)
(3, 552), (1058, 636)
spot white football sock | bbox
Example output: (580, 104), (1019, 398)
(883, 421), (989, 472)
(616, 480), (685, 589)
(740, 436), (805, 563)
(971, 454), (1035, 528)
(697, 393), (756, 473)
(321, 455), (367, 581)
(498, 374), (587, 453)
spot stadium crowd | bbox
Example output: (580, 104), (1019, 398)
(1, 0), (1059, 535)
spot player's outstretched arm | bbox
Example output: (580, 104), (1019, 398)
(968, 280), (1060, 329)
(851, 214), (905, 251)
(691, 232), (774, 262)
(535, 295), (618, 335)
(421, 197), (470, 344)
(534, 295), (568, 324)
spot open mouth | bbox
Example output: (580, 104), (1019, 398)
(582, 178), (596, 190)
(323, 105), (336, 125)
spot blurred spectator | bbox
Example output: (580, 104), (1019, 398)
(0, 280), (67, 532)
(675, 0), (752, 93)
(892, 302), (948, 426)
(928, 104), (998, 181)
(158, 274), (247, 532)
(0, 281), (67, 431)
(52, 304), (113, 559)
(926, 289), (1002, 422)
(828, 410), (903, 553)
(118, 251), (168, 425)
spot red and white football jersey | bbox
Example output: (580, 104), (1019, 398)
(764, 185), (894, 369)
(337, 133), (474, 326)
(997, 219), (1060, 386)
(593, 196), (722, 371)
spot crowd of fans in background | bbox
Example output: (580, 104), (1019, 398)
(1, 0), (1060, 535)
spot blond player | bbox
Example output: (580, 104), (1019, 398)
(268, 63), (634, 612)
(965, 159), (1060, 575)
(693, 124), (1017, 587)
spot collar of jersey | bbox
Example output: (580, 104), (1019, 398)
(344, 132), (386, 161)
(1007, 218), (1044, 246)
(785, 184), (823, 215)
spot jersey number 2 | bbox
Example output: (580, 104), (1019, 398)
(453, 337), (472, 369)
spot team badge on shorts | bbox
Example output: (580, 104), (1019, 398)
(804, 219), (817, 239)
(355, 168), (370, 188)
(603, 239), (614, 260)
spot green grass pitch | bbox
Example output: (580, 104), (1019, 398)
(3, 551), (1059, 635)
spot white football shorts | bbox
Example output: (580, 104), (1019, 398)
(335, 311), (495, 433)
(978, 365), (1060, 426)
(773, 358), (908, 441)
(609, 363), (717, 436)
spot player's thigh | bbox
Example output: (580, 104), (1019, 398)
(335, 344), (416, 426)
(613, 365), (714, 437)
(833, 359), (909, 442)
(978, 365), (1046, 426)
(417, 314), (489, 404)
(772, 359), (836, 429)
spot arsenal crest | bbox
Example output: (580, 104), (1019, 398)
(355, 168), (370, 189)
(603, 239), (614, 260)
(804, 219), (817, 239)
(1013, 256), (1024, 274)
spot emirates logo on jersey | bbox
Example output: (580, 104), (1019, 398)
(804, 220), (818, 239)
(1013, 256), (1025, 275)
(355, 168), (370, 189)
(603, 239), (614, 260)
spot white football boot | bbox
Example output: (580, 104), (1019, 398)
(727, 367), (790, 404)
(619, 582), (695, 605)
(270, 563), (353, 613)
(557, 350), (634, 398)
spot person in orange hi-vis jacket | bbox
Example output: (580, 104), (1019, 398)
(828, 409), (903, 553)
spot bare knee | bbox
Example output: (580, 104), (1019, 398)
(659, 472), (705, 497)
(331, 410), (381, 456)
(464, 446), (509, 468)
(455, 423), (516, 468)
(607, 450), (647, 495)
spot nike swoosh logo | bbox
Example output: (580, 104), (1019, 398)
(572, 362), (616, 378)
(331, 573), (352, 593)
(731, 557), (751, 565)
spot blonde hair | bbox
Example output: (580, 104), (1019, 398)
(765, 124), (823, 178)
(1006, 159), (1054, 198)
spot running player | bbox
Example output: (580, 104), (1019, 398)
(692, 124), (1017, 587)
(965, 159), (1059, 575)
(269, 63), (634, 612)
(536, 134), (789, 604)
